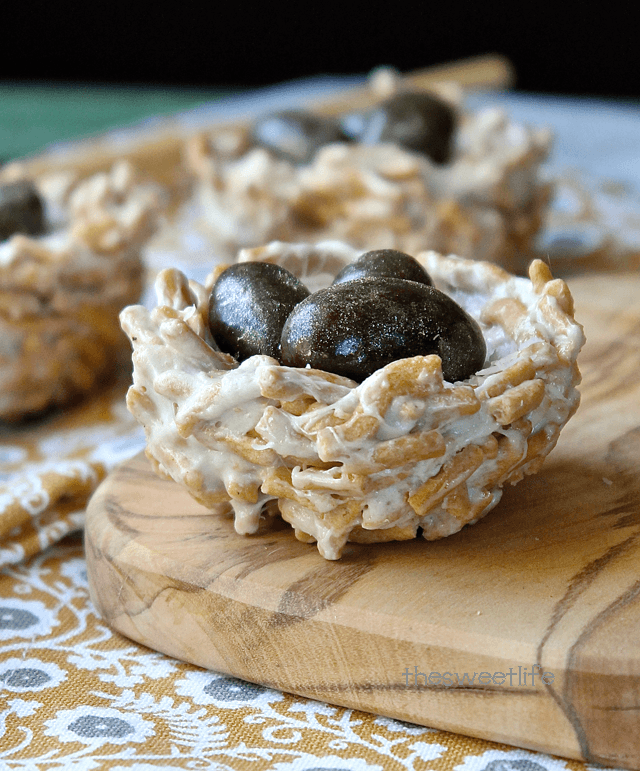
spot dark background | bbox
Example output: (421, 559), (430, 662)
(2, 5), (638, 99)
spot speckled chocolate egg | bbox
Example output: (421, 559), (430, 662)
(0, 181), (45, 241)
(209, 262), (310, 362)
(251, 110), (351, 165)
(332, 249), (433, 286)
(348, 91), (457, 164)
(280, 277), (485, 383)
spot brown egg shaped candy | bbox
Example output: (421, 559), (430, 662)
(332, 249), (433, 286)
(280, 277), (486, 383)
(251, 110), (351, 165)
(356, 90), (457, 164)
(209, 262), (310, 362)
(0, 181), (45, 241)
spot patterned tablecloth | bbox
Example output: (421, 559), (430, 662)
(2, 78), (639, 770)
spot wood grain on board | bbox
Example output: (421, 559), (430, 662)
(85, 270), (640, 769)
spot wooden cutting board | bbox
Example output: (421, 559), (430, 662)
(85, 270), (640, 770)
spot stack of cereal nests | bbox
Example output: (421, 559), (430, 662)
(120, 241), (584, 560)
(185, 69), (552, 271)
(0, 161), (162, 421)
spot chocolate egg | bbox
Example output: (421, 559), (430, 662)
(281, 277), (485, 383)
(209, 262), (310, 362)
(352, 91), (457, 164)
(0, 181), (45, 241)
(251, 110), (351, 165)
(332, 249), (433, 286)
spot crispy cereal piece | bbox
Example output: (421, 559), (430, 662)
(408, 444), (486, 516)
(486, 378), (546, 425)
(372, 430), (446, 468)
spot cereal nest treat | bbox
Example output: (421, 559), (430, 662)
(185, 70), (551, 270)
(121, 241), (584, 560)
(0, 161), (162, 421)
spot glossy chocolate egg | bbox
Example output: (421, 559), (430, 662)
(0, 181), (45, 241)
(209, 262), (310, 362)
(333, 249), (433, 286)
(354, 91), (456, 164)
(251, 110), (351, 165)
(281, 277), (485, 383)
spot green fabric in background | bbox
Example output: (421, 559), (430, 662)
(0, 82), (231, 161)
